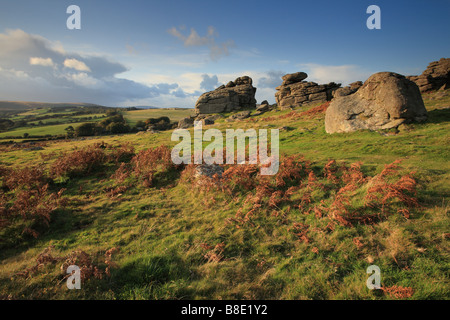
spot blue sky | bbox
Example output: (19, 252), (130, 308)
(0, 0), (449, 107)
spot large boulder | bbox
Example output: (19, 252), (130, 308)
(177, 117), (194, 129)
(195, 76), (257, 114)
(407, 58), (450, 93)
(256, 101), (270, 112)
(325, 72), (428, 133)
(275, 72), (341, 110)
(282, 72), (308, 85)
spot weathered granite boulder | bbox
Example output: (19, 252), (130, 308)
(407, 58), (450, 93)
(325, 72), (428, 133)
(200, 118), (215, 125)
(195, 113), (224, 124)
(275, 72), (341, 110)
(226, 110), (252, 122)
(333, 81), (363, 98)
(195, 76), (257, 114)
(195, 164), (224, 179)
(282, 72), (308, 85)
(177, 117), (194, 129)
(256, 100), (270, 112)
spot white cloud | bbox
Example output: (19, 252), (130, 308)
(29, 57), (54, 67)
(168, 26), (235, 61)
(167, 27), (184, 41)
(200, 74), (220, 91)
(0, 66), (30, 79)
(298, 63), (372, 86)
(257, 70), (284, 88)
(0, 29), (192, 106)
(65, 72), (102, 88)
(256, 87), (277, 105)
(63, 58), (91, 72)
(185, 29), (210, 47)
(134, 72), (202, 95)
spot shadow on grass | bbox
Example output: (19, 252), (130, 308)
(152, 167), (183, 189)
(110, 253), (197, 299)
(0, 198), (118, 262)
(425, 108), (450, 124)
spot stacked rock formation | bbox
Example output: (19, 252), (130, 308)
(325, 72), (428, 133)
(407, 58), (450, 93)
(332, 81), (363, 98)
(275, 72), (341, 109)
(195, 76), (257, 114)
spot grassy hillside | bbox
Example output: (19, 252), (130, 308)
(0, 91), (448, 300)
(123, 108), (195, 126)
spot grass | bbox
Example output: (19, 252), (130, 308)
(0, 91), (448, 300)
(0, 123), (79, 138)
(123, 108), (195, 126)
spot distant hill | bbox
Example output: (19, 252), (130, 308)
(122, 106), (194, 110)
(123, 106), (159, 110)
(0, 101), (109, 111)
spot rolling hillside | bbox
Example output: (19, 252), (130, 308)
(0, 90), (448, 300)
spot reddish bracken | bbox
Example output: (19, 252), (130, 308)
(381, 285), (415, 299)
(50, 142), (135, 178)
(50, 144), (108, 178)
(180, 157), (420, 244)
(131, 145), (176, 187)
(297, 101), (331, 118)
(365, 160), (419, 218)
(288, 222), (310, 243)
(263, 102), (330, 121)
(201, 242), (225, 263)
(353, 237), (364, 249)
(1, 165), (66, 237)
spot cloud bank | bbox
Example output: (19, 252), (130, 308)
(0, 29), (192, 106)
(168, 26), (234, 61)
(257, 70), (284, 89)
(298, 63), (372, 86)
(200, 74), (220, 91)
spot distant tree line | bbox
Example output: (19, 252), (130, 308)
(0, 119), (27, 131)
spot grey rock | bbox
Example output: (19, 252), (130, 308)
(201, 118), (215, 125)
(282, 72), (308, 85)
(25, 146), (44, 151)
(256, 103), (270, 112)
(195, 164), (224, 179)
(194, 114), (222, 125)
(325, 72), (428, 133)
(178, 117), (194, 129)
(407, 58), (450, 93)
(275, 72), (341, 110)
(333, 81), (363, 98)
(226, 110), (252, 122)
(195, 76), (257, 114)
